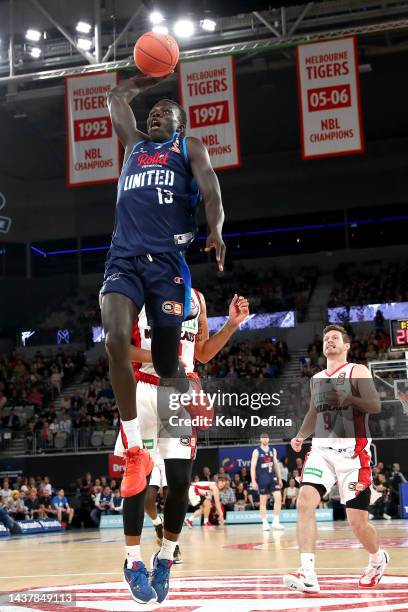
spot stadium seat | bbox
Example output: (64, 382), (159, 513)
(91, 431), (104, 448)
(54, 433), (67, 449)
(103, 430), (116, 447)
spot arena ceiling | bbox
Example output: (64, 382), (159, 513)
(0, 0), (407, 213)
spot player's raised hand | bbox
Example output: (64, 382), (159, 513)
(228, 294), (249, 327)
(204, 231), (226, 272)
(291, 437), (304, 453)
(130, 74), (162, 91)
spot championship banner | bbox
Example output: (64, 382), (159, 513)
(179, 55), (241, 170)
(296, 36), (364, 159)
(65, 71), (120, 186)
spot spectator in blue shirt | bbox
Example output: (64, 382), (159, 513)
(51, 488), (74, 526)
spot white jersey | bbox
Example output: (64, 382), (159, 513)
(132, 290), (201, 376)
(311, 362), (371, 455)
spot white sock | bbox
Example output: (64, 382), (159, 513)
(126, 545), (142, 568)
(121, 418), (142, 449)
(158, 537), (177, 561)
(301, 552), (315, 574)
(262, 517), (268, 523)
(152, 516), (162, 526)
(272, 515), (280, 524)
(369, 549), (383, 565)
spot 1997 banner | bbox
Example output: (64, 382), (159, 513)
(179, 55), (241, 170)
(65, 72), (120, 186)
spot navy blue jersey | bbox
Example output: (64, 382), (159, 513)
(110, 133), (200, 257)
(255, 446), (275, 481)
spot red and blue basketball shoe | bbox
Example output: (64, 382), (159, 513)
(150, 552), (173, 603)
(123, 560), (157, 604)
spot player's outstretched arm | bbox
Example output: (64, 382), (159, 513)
(107, 74), (161, 158)
(194, 292), (249, 363)
(187, 137), (226, 271)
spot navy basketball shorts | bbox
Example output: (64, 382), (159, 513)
(258, 477), (279, 495)
(100, 251), (191, 326)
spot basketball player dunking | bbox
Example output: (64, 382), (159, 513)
(114, 289), (249, 602)
(250, 433), (284, 531)
(283, 325), (389, 593)
(99, 74), (226, 603)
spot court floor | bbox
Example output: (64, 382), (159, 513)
(0, 520), (407, 611)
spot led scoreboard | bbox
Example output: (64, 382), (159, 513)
(390, 319), (408, 351)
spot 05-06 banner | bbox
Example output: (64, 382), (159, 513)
(179, 55), (241, 171)
(296, 36), (364, 159)
(65, 71), (120, 186)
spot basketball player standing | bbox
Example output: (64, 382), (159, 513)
(250, 433), (284, 530)
(283, 325), (388, 593)
(100, 74), (225, 603)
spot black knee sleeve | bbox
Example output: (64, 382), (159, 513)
(300, 482), (327, 498)
(151, 326), (182, 379)
(163, 459), (193, 534)
(346, 486), (371, 510)
(151, 326), (190, 392)
(123, 487), (148, 537)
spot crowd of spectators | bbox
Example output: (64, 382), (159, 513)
(1, 337), (290, 454)
(0, 472), (124, 530)
(0, 349), (85, 416)
(198, 264), (318, 322)
(36, 264), (319, 334)
(0, 353), (120, 452)
(0, 475), (74, 526)
(197, 337), (289, 380)
(328, 260), (408, 308)
(40, 292), (100, 333)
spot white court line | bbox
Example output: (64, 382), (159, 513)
(1, 568), (408, 580)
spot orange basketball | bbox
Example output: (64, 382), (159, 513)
(134, 32), (179, 78)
